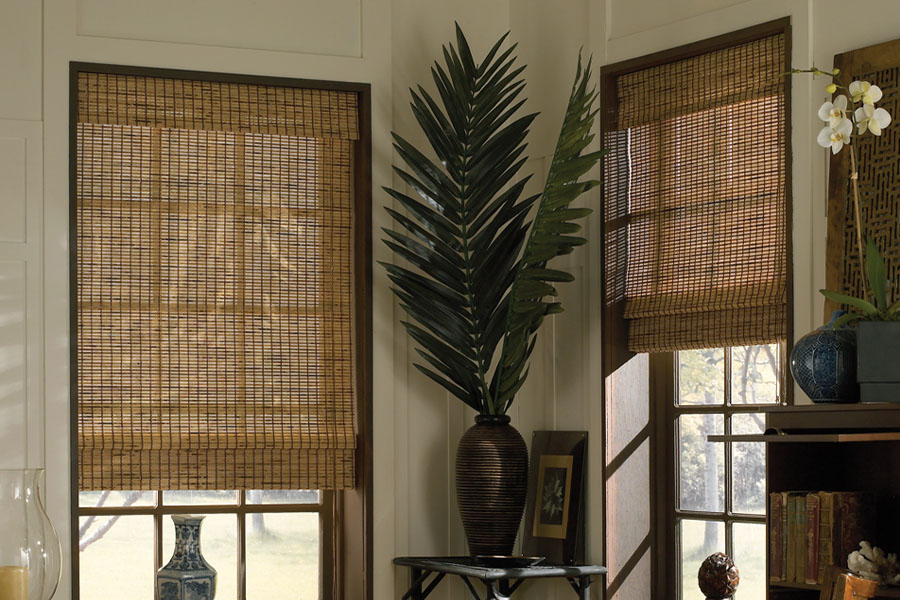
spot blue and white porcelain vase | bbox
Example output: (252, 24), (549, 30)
(790, 310), (858, 403)
(157, 515), (216, 600)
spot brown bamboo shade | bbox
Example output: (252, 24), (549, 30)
(75, 71), (360, 491)
(606, 33), (788, 353)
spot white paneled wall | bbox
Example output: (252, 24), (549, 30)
(0, 117), (44, 472)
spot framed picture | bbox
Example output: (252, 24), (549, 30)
(522, 431), (587, 565)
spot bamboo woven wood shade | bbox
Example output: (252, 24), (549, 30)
(606, 33), (788, 353)
(75, 71), (360, 491)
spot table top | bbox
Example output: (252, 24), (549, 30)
(393, 556), (607, 581)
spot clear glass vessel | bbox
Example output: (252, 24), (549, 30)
(0, 469), (61, 600)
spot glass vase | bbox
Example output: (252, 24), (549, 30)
(0, 469), (61, 600)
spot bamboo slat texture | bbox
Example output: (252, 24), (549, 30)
(75, 71), (359, 491)
(605, 33), (788, 352)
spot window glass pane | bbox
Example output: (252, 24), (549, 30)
(163, 490), (239, 505)
(79, 515), (154, 600)
(680, 519), (724, 600)
(678, 349), (724, 405)
(246, 513), (319, 600)
(679, 413), (724, 512)
(731, 344), (779, 404)
(162, 514), (237, 600)
(78, 490), (154, 508)
(733, 522), (766, 600)
(246, 490), (320, 504)
(732, 414), (766, 514)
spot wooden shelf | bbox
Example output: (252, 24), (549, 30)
(770, 581), (900, 598)
(708, 432), (900, 443)
(764, 406), (900, 599)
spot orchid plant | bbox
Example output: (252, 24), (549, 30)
(793, 67), (899, 325)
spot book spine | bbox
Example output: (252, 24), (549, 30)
(806, 493), (820, 584)
(786, 495), (797, 582)
(818, 491), (836, 584)
(781, 491), (788, 581)
(770, 493), (783, 581)
(795, 496), (807, 582)
(838, 492), (876, 568)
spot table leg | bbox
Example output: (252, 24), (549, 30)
(485, 581), (510, 600)
(579, 575), (591, 600)
(402, 568), (425, 600)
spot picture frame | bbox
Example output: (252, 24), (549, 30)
(522, 430), (587, 565)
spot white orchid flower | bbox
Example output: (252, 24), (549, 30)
(854, 103), (892, 135)
(818, 95), (849, 128)
(817, 118), (853, 154)
(849, 80), (883, 105)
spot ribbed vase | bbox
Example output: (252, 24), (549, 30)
(455, 414), (528, 556)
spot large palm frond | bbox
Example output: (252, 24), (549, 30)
(490, 56), (603, 413)
(382, 25), (601, 414)
(381, 25), (537, 412)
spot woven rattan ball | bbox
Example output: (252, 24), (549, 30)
(698, 552), (740, 600)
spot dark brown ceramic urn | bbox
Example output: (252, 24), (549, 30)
(455, 414), (528, 556)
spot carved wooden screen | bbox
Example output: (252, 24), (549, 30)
(826, 39), (900, 315)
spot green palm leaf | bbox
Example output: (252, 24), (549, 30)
(382, 25), (602, 414)
(491, 55), (604, 413)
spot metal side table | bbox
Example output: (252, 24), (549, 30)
(393, 556), (606, 600)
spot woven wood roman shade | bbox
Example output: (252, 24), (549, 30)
(605, 32), (788, 353)
(75, 71), (360, 490)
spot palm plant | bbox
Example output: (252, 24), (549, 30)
(381, 25), (604, 415)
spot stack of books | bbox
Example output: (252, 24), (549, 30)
(769, 491), (875, 585)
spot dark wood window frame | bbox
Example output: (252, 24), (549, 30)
(68, 62), (373, 600)
(650, 346), (786, 598)
(599, 18), (793, 600)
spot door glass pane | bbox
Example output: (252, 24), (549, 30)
(162, 513), (237, 600)
(679, 413), (724, 511)
(678, 349), (725, 405)
(732, 414), (766, 514)
(246, 490), (320, 504)
(79, 490), (154, 508)
(733, 522), (766, 600)
(79, 515), (154, 600)
(246, 513), (319, 600)
(163, 490), (239, 505)
(680, 519), (724, 600)
(731, 344), (779, 404)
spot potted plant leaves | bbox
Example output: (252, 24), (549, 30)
(381, 25), (603, 555)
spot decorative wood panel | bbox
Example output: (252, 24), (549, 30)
(826, 39), (900, 316)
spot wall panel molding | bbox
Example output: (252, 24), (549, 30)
(75, 0), (363, 58)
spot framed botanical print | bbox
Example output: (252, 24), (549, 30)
(522, 431), (587, 564)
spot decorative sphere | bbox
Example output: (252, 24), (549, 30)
(698, 552), (740, 600)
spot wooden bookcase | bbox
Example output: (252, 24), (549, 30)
(757, 405), (900, 599)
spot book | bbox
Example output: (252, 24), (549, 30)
(770, 492), (784, 581)
(796, 495), (807, 582)
(782, 491), (788, 581)
(806, 492), (820, 584)
(786, 494), (798, 582)
(818, 491), (840, 583)
(837, 492), (876, 568)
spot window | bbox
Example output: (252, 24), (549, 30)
(662, 344), (783, 600)
(77, 490), (332, 600)
(600, 19), (791, 600)
(70, 64), (372, 599)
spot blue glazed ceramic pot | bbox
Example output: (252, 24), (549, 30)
(790, 311), (858, 403)
(157, 515), (217, 600)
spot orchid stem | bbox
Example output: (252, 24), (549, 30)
(848, 144), (868, 295)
